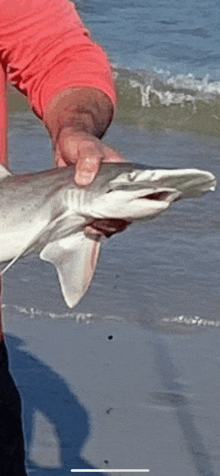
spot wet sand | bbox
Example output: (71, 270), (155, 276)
(4, 309), (220, 476)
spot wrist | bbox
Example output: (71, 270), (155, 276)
(44, 87), (114, 144)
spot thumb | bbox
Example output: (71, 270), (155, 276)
(74, 142), (104, 186)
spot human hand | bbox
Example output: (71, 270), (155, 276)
(55, 128), (125, 186)
(55, 128), (129, 237)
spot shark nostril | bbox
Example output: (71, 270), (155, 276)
(140, 191), (170, 201)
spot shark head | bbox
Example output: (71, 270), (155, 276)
(77, 163), (215, 221)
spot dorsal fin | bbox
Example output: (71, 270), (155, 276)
(0, 165), (11, 181)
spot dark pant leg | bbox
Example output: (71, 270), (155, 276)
(0, 340), (27, 476)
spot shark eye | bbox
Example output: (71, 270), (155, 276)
(106, 188), (113, 194)
(127, 171), (136, 181)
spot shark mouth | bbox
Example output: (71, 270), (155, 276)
(85, 219), (130, 239)
(140, 191), (172, 201)
(140, 190), (182, 202)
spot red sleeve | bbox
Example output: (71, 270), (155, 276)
(0, 0), (116, 118)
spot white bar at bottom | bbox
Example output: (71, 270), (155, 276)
(70, 470), (150, 473)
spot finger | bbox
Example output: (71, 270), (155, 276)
(75, 143), (104, 186)
(56, 134), (79, 170)
(101, 144), (126, 163)
(84, 225), (104, 240)
(55, 145), (69, 167)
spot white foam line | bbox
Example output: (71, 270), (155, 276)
(162, 315), (220, 327)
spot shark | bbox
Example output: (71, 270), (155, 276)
(0, 162), (216, 308)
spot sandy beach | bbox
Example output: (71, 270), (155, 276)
(3, 307), (220, 476)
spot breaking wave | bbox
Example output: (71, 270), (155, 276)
(9, 67), (220, 137)
(115, 68), (220, 136)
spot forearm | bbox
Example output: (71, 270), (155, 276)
(1, 0), (116, 121)
(43, 87), (114, 144)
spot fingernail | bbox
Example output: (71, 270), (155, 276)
(75, 171), (95, 186)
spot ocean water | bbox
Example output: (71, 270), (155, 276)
(3, 0), (220, 330)
(78, 0), (220, 137)
(78, 0), (220, 80)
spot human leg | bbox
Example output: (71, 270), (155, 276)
(0, 338), (27, 475)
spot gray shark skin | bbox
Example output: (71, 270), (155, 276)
(0, 163), (216, 308)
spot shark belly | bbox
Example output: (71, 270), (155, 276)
(0, 231), (28, 262)
(0, 218), (49, 264)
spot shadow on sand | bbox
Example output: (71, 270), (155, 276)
(5, 333), (103, 476)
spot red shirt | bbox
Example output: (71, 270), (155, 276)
(0, 0), (116, 165)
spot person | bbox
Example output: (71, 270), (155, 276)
(0, 1), (126, 473)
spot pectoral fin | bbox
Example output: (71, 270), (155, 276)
(40, 231), (102, 308)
